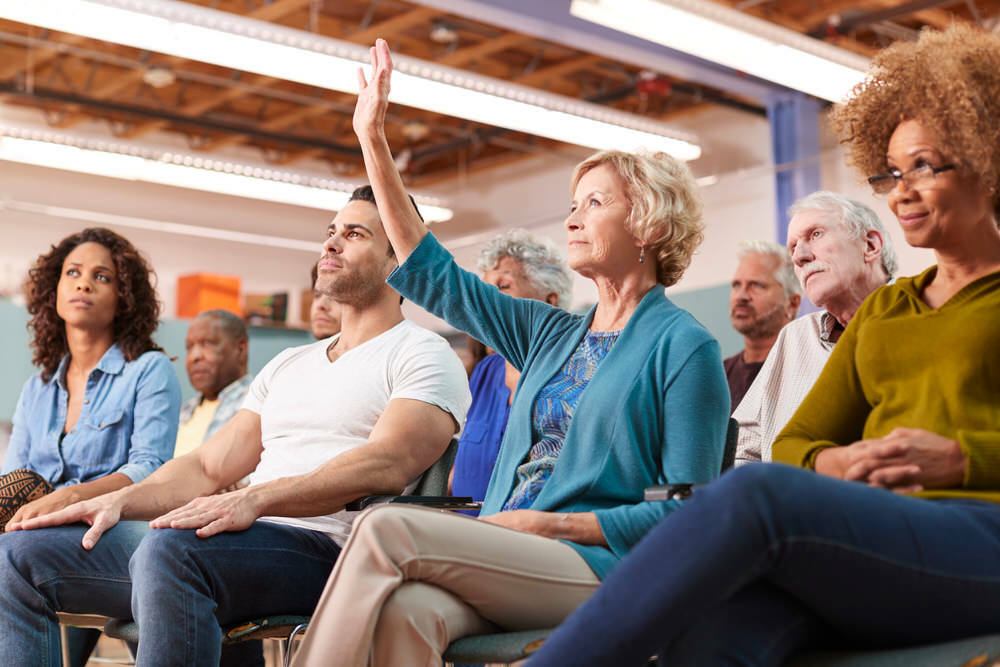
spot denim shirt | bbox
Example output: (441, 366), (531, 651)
(2, 344), (181, 486)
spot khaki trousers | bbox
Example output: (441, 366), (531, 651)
(291, 504), (601, 667)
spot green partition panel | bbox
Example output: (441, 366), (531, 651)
(669, 284), (743, 359)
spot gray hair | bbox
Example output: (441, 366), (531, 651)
(477, 230), (573, 308)
(197, 309), (248, 343)
(737, 240), (803, 298)
(788, 191), (897, 278)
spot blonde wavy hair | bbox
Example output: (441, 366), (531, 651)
(571, 150), (704, 287)
(830, 23), (1000, 218)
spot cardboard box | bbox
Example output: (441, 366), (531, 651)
(177, 274), (241, 319)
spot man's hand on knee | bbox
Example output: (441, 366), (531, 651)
(149, 487), (260, 538)
(7, 494), (124, 550)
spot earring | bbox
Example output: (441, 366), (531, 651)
(639, 246), (646, 264)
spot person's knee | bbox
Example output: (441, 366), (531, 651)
(129, 528), (196, 583)
(712, 463), (806, 506)
(0, 530), (30, 577)
(378, 583), (438, 636)
(352, 504), (427, 551)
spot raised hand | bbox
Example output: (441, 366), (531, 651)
(149, 487), (260, 538)
(7, 495), (124, 550)
(353, 38), (393, 142)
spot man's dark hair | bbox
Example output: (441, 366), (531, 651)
(348, 185), (424, 225)
(198, 309), (248, 343)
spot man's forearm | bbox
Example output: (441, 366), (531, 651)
(246, 443), (418, 519)
(116, 454), (222, 520)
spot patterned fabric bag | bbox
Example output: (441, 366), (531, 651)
(0, 468), (54, 532)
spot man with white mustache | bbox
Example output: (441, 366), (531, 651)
(735, 191), (896, 464)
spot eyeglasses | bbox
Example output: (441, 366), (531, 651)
(867, 164), (955, 196)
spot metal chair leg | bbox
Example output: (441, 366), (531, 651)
(282, 622), (309, 667)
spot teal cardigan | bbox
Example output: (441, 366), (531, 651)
(388, 233), (729, 578)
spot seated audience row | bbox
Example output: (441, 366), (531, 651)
(0, 21), (996, 667)
(527, 22), (1000, 666)
(0, 185), (471, 667)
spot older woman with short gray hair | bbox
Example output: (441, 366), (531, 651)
(452, 230), (572, 505)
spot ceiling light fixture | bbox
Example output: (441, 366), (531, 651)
(570, 0), (869, 103)
(0, 125), (454, 222)
(1, 198), (323, 253)
(0, 0), (701, 160)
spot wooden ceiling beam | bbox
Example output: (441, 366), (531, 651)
(436, 32), (531, 67)
(129, 5), (437, 141)
(52, 0), (313, 129)
(0, 34), (89, 81)
(799, 0), (960, 31)
(344, 6), (439, 45)
(248, 0), (315, 22)
(515, 53), (605, 86)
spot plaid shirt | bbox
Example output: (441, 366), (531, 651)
(178, 374), (254, 444)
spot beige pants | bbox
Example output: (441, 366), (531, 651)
(291, 504), (601, 667)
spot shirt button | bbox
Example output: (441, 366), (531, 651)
(83, 399), (90, 404)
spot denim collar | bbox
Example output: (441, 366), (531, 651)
(52, 343), (126, 388)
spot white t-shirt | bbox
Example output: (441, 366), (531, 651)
(241, 320), (471, 545)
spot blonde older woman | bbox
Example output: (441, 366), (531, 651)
(290, 40), (729, 667)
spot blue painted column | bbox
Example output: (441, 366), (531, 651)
(766, 92), (821, 245)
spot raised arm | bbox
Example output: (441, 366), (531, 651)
(353, 38), (427, 263)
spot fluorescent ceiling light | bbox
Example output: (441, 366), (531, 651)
(571, 0), (869, 103)
(0, 0), (701, 160)
(1, 198), (323, 253)
(0, 126), (453, 223)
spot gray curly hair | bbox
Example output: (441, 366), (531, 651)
(477, 229), (573, 308)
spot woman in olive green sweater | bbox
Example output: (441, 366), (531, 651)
(528, 23), (1000, 667)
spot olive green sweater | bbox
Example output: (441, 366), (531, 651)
(773, 266), (1000, 502)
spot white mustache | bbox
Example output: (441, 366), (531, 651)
(798, 262), (827, 284)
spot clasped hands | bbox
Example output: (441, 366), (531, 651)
(817, 427), (967, 492)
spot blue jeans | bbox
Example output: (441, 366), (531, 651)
(0, 519), (341, 667)
(527, 464), (1000, 667)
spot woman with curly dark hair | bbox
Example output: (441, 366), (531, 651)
(528, 23), (1000, 666)
(1, 227), (181, 533)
